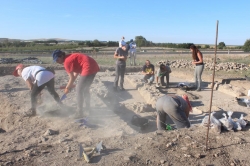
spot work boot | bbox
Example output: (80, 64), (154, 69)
(24, 108), (36, 117)
(119, 87), (125, 91)
(161, 83), (167, 86)
(148, 81), (153, 86)
(70, 111), (84, 119)
(84, 105), (92, 116)
(196, 88), (201, 91)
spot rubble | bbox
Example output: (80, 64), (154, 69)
(121, 102), (153, 113)
(44, 129), (59, 136)
(0, 57), (42, 64)
(125, 76), (165, 108)
(156, 60), (249, 72)
(218, 84), (246, 97)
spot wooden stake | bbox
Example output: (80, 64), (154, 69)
(206, 20), (219, 151)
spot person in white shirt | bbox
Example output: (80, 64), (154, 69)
(129, 39), (137, 66)
(13, 64), (62, 116)
(119, 36), (125, 48)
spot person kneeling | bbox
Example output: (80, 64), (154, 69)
(142, 60), (155, 85)
(156, 94), (192, 130)
(156, 64), (171, 88)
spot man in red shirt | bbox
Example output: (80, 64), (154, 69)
(52, 50), (100, 118)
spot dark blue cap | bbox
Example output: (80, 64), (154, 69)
(52, 49), (63, 62)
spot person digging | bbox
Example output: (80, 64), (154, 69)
(13, 64), (62, 116)
(156, 94), (192, 130)
(52, 50), (100, 119)
(156, 63), (171, 88)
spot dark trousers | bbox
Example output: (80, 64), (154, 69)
(160, 73), (169, 86)
(114, 64), (126, 88)
(77, 73), (96, 113)
(156, 95), (190, 130)
(31, 78), (61, 109)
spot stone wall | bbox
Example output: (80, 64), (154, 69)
(125, 75), (165, 109)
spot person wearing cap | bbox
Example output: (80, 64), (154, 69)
(113, 41), (129, 91)
(156, 94), (192, 130)
(13, 64), (62, 116)
(156, 63), (171, 88)
(129, 39), (137, 66)
(119, 36), (125, 48)
(52, 50), (100, 119)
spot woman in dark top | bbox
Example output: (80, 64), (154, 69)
(190, 45), (204, 91)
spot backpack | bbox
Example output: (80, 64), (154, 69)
(177, 83), (196, 91)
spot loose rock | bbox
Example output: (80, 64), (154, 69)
(44, 129), (58, 136)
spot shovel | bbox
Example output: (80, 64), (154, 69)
(60, 94), (67, 101)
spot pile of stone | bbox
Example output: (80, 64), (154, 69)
(126, 75), (164, 108)
(121, 102), (153, 113)
(0, 58), (21, 64)
(0, 57), (42, 64)
(156, 60), (249, 71)
(21, 57), (42, 64)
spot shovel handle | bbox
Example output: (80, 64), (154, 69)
(82, 151), (90, 163)
(59, 84), (76, 89)
(88, 148), (96, 158)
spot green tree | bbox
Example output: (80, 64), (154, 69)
(243, 39), (250, 52)
(135, 36), (147, 48)
(218, 42), (226, 49)
(204, 45), (210, 49)
(93, 39), (100, 46)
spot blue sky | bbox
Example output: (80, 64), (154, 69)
(0, 0), (249, 45)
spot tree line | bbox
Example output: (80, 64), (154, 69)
(0, 36), (249, 52)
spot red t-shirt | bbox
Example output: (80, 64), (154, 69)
(64, 53), (99, 76)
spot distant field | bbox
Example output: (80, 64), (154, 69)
(1, 52), (250, 78)
(1, 52), (249, 66)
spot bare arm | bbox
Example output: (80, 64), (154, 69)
(66, 72), (78, 90)
(73, 72), (79, 81)
(156, 76), (159, 83)
(114, 52), (119, 59)
(114, 52), (126, 60)
(25, 78), (33, 90)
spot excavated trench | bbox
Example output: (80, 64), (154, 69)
(0, 70), (204, 135)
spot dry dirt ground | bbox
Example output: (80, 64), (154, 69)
(1, 66), (250, 166)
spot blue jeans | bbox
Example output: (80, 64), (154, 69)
(143, 74), (154, 83)
(194, 64), (204, 90)
(129, 51), (136, 66)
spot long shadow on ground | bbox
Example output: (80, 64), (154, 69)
(100, 81), (157, 133)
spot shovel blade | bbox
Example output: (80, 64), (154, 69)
(60, 94), (67, 101)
